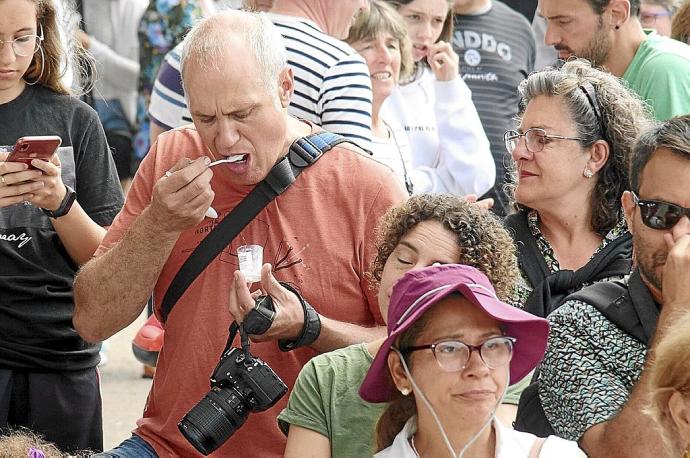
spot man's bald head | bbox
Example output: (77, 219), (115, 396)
(180, 11), (288, 94)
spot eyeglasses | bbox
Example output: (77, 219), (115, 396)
(631, 192), (690, 230)
(404, 336), (516, 372)
(0, 27), (43, 57)
(504, 128), (586, 155)
(640, 11), (672, 27)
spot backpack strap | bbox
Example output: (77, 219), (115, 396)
(565, 276), (649, 345)
(160, 131), (347, 322)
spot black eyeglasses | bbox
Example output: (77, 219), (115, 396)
(631, 192), (690, 230)
(504, 128), (585, 155)
(403, 336), (516, 372)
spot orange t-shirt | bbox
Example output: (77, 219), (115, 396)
(96, 125), (406, 456)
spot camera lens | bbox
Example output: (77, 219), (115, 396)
(178, 386), (248, 455)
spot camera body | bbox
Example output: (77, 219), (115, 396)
(178, 345), (287, 455)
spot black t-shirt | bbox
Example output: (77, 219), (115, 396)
(453, 2), (535, 216)
(0, 85), (124, 371)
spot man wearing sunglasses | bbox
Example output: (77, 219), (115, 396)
(534, 115), (690, 457)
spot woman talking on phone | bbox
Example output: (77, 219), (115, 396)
(0, 0), (123, 453)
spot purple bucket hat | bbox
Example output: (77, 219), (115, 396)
(360, 264), (550, 403)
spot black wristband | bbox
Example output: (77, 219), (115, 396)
(278, 283), (321, 352)
(42, 185), (76, 218)
(243, 295), (276, 335)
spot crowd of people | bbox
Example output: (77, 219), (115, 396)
(1, 0), (690, 457)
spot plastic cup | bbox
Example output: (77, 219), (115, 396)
(237, 245), (263, 283)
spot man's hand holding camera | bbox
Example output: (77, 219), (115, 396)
(228, 263), (314, 345)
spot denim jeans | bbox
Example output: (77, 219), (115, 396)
(93, 434), (158, 457)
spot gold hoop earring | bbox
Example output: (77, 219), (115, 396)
(24, 47), (45, 86)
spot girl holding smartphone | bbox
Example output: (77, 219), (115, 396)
(0, 0), (123, 453)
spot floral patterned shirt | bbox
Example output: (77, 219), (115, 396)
(133, 0), (203, 163)
(509, 210), (629, 308)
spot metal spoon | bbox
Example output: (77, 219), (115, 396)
(208, 156), (245, 167)
(204, 156), (245, 219)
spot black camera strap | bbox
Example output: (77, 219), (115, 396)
(160, 131), (347, 322)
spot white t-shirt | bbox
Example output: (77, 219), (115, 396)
(370, 123), (414, 195)
(376, 416), (582, 458)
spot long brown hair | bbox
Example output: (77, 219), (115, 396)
(19, 0), (92, 95)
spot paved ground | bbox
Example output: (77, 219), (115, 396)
(100, 312), (152, 450)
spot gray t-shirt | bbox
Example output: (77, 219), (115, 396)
(278, 343), (386, 457)
(452, 2), (536, 215)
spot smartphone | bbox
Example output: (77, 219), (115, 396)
(6, 135), (62, 168)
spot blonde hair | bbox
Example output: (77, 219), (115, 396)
(346, 0), (414, 81)
(647, 310), (690, 456)
(0, 429), (67, 458)
(15, 0), (91, 95)
(672, 1), (690, 44)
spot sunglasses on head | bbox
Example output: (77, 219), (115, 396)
(631, 192), (690, 230)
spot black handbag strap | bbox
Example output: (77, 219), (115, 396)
(160, 131), (347, 322)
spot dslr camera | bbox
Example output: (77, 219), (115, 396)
(178, 323), (287, 455)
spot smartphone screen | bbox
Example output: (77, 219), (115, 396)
(6, 135), (62, 168)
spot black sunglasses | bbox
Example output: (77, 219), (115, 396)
(631, 192), (690, 230)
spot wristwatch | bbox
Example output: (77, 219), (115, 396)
(42, 185), (76, 218)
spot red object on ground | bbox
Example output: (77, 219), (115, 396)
(132, 314), (164, 368)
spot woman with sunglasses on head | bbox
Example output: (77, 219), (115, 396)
(280, 193), (519, 457)
(378, 0), (495, 198)
(361, 263), (583, 457)
(0, 0), (123, 453)
(504, 59), (653, 318)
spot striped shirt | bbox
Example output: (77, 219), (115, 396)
(148, 13), (373, 150)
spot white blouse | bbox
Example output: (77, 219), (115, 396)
(375, 416), (582, 458)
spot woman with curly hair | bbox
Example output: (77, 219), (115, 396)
(279, 193), (519, 457)
(504, 59), (653, 318)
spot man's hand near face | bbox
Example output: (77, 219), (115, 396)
(661, 232), (690, 313)
(148, 156), (215, 234)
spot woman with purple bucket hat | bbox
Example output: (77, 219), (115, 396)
(360, 264), (583, 457)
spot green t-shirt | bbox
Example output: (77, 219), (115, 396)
(623, 30), (690, 121)
(277, 343), (386, 457)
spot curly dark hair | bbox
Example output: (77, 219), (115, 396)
(370, 193), (519, 301)
(510, 59), (653, 236)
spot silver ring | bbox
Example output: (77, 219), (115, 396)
(0, 175), (5, 186)
(164, 170), (172, 178)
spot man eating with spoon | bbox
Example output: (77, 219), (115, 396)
(72, 10), (406, 457)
